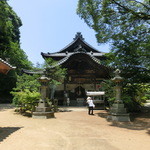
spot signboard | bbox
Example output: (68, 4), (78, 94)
(86, 91), (105, 96)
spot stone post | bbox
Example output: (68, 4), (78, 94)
(107, 69), (130, 122)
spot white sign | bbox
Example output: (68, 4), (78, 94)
(86, 91), (105, 96)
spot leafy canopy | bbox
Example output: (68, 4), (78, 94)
(77, 0), (150, 83)
(0, 1), (32, 72)
(0, 1), (32, 100)
(11, 74), (41, 112)
(77, 0), (150, 43)
(77, 0), (150, 109)
(13, 74), (41, 92)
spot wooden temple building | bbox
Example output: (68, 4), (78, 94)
(41, 32), (111, 106)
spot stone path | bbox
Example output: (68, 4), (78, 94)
(0, 105), (150, 150)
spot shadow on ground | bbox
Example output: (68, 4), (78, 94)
(147, 129), (150, 135)
(0, 127), (22, 142)
(58, 109), (73, 112)
(0, 104), (14, 112)
(95, 111), (150, 135)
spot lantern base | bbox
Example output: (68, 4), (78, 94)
(32, 111), (55, 119)
(32, 101), (55, 119)
(107, 103), (130, 122)
(107, 113), (130, 122)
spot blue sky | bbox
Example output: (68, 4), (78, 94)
(8, 0), (110, 65)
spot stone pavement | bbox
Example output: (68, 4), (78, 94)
(0, 106), (150, 150)
(58, 106), (88, 112)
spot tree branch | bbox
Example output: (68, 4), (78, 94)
(133, 0), (150, 10)
(112, 0), (150, 20)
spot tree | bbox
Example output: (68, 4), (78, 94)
(11, 74), (41, 113)
(0, 1), (32, 102)
(77, 0), (149, 42)
(44, 58), (67, 86)
(43, 58), (67, 101)
(77, 0), (150, 109)
(77, 0), (150, 82)
(0, 1), (32, 72)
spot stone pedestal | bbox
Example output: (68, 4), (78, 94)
(32, 101), (55, 119)
(107, 103), (130, 122)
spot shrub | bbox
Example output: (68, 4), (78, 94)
(11, 74), (41, 113)
(100, 80), (149, 112)
(11, 89), (40, 112)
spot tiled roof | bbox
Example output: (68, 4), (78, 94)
(0, 58), (16, 69)
(48, 52), (109, 69)
(41, 32), (106, 59)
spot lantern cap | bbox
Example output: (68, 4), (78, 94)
(112, 69), (124, 83)
(38, 74), (50, 82)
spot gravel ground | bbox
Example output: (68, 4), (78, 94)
(0, 105), (150, 150)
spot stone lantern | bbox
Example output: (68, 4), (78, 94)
(32, 73), (55, 119)
(107, 69), (130, 122)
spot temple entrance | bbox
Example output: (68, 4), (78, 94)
(75, 86), (86, 98)
(69, 86), (86, 106)
(75, 86), (86, 106)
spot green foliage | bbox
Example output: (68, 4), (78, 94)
(46, 98), (59, 112)
(8, 42), (33, 73)
(0, 70), (17, 103)
(44, 58), (67, 86)
(77, 0), (150, 111)
(123, 83), (150, 103)
(0, 1), (32, 72)
(0, 1), (33, 101)
(101, 80), (115, 105)
(121, 83), (150, 112)
(77, 0), (150, 43)
(13, 74), (40, 92)
(77, 0), (150, 83)
(100, 80), (145, 112)
(121, 94), (140, 112)
(11, 90), (40, 113)
(11, 74), (41, 112)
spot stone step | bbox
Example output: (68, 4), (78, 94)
(112, 103), (125, 108)
(110, 108), (127, 114)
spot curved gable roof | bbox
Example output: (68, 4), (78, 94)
(41, 32), (106, 60)
(58, 32), (101, 53)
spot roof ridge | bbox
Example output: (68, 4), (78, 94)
(41, 33), (105, 55)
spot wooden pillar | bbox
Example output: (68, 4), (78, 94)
(64, 79), (67, 91)
(63, 79), (67, 106)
